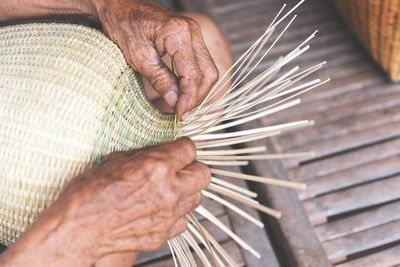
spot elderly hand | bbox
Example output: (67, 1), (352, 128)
(92, 0), (219, 118)
(0, 137), (210, 266)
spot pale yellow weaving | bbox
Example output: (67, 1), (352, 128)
(0, 23), (176, 245)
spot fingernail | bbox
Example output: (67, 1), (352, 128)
(181, 111), (190, 120)
(164, 91), (178, 107)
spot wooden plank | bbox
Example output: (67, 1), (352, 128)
(250, 45), (365, 85)
(323, 219), (400, 264)
(232, 31), (357, 67)
(288, 138), (400, 181)
(303, 174), (400, 225)
(135, 214), (231, 265)
(262, 67), (386, 127)
(137, 240), (245, 267)
(209, 0), (282, 16)
(220, 3), (335, 35)
(264, 76), (400, 126)
(315, 200), (400, 242)
(228, 14), (344, 47)
(283, 121), (400, 169)
(274, 97), (400, 153)
(300, 155), (400, 200)
(238, 122), (330, 267)
(296, 67), (388, 105)
(217, 166), (280, 266)
(335, 245), (400, 267)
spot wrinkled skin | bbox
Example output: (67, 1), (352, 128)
(0, 137), (210, 266)
(94, 0), (219, 118)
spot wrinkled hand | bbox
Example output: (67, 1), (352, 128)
(1, 137), (210, 266)
(92, 0), (219, 118)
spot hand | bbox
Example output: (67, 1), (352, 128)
(92, 0), (219, 118)
(0, 137), (210, 266)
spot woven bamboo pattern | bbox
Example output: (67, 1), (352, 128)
(333, 0), (400, 81)
(0, 23), (176, 245)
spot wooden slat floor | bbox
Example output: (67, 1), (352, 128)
(193, 0), (400, 265)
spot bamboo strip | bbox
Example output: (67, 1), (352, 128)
(195, 131), (281, 149)
(187, 2), (290, 122)
(202, 191), (264, 227)
(195, 206), (261, 258)
(206, 186), (282, 219)
(176, 235), (196, 266)
(211, 177), (258, 198)
(170, 238), (190, 267)
(210, 168), (306, 190)
(208, 183), (259, 205)
(187, 218), (228, 267)
(196, 146), (266, 156)
(198, 151), (315, 161)
(182, 232), (212, 267)
(168, 241), (178, 267)
(193, 120), (312, 141)
(199, 160), (249, 166)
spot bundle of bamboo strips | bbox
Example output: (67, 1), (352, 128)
(0, 0), (328, 265)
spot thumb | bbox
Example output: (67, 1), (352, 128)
(132, 47), (179, 108)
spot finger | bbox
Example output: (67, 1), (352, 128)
(167, 217), (188, 239)
(121, 217), (188, 252)
(100, 151), (130, 164)
(175, 161), (211, 198)
(100, 147), (147, 164)
(149, 136), (197, 171)
(174, 192), (202, 217)
(128, 46), (180, 108)
(157, 18), (203, 118)
(190, 23), (219, 104)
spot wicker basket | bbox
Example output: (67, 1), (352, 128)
(0, 23), (177, 245)
(333, 0), (400, 81)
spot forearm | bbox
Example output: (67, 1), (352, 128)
(0, 204), (96, 266)
(0, 0), (97, 21)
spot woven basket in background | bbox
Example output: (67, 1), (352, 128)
(333, 0), (400, 81)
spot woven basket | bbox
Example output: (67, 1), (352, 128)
(333, 0), (400, 81)
(0, 23), (177, 245)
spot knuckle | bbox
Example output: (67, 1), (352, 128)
(169, 17), (191, 33)
(208, 66), (219, 83)
(179, 137), (196, 160)
(188, 69), (203, 82)
(145, 234), (164, 251)
(160, 217), (176, 231)
(176, 218), (188, 235)
(147, 68), (175, 93)
(188, 18), (201, 31)
(142, 156), (170, 177)
(193, 192), (203, 207)
(197, 161), (211, 183)
(101, 151), (123, 162)
(161, 185), (179, 209)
